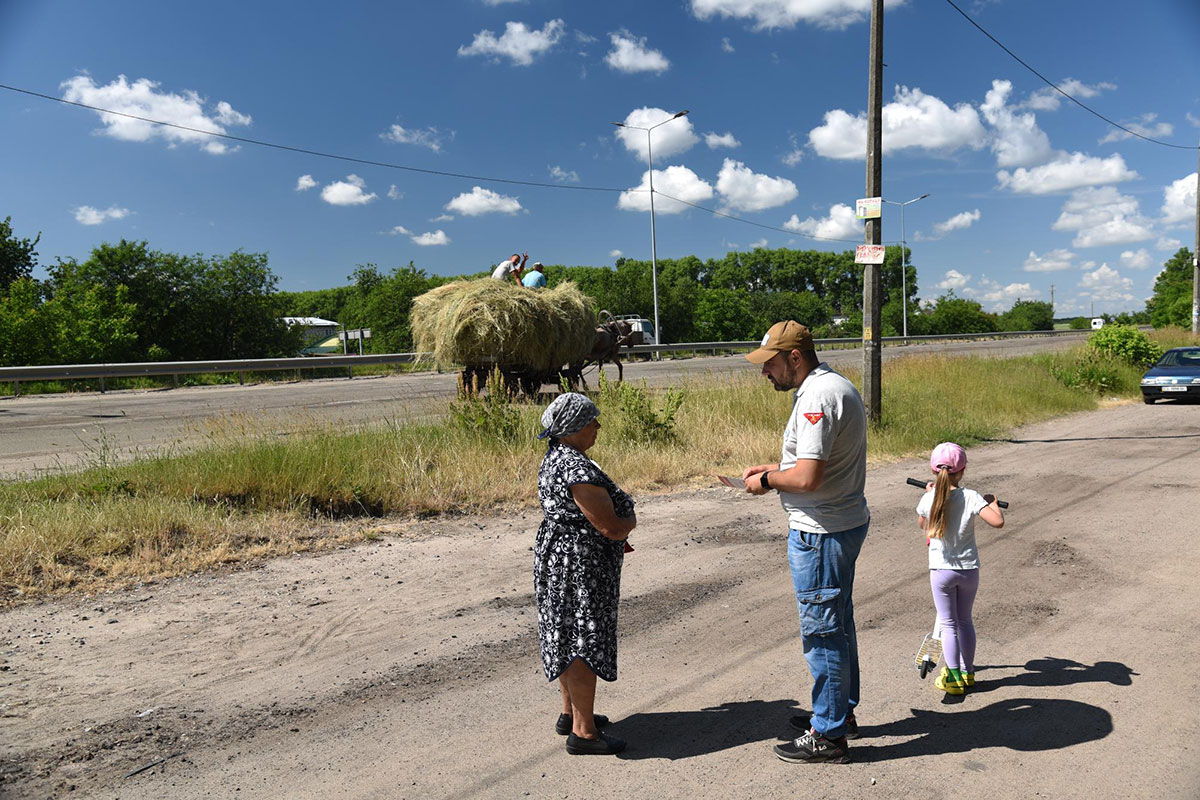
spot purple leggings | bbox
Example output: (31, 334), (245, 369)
(930, 569), (979, 672)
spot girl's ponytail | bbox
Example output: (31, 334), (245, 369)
(927, 466), (953, 539)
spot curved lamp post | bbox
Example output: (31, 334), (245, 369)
(882, 192), (929, 338)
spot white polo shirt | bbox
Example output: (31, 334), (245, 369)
(778, 363), (869, 534)
(492, 260), (519, 281)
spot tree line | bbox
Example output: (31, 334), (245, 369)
(0, 214), (1185, 368)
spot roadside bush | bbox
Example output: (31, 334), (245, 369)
(448, 370), (523, 442)
(1087, 325), (1162, 367)
(597, 375), (685, 445)
(1046, 350), (1122, 394)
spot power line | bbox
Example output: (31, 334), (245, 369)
(942, 0), (1199, 151)
(0, 82), (635, 193)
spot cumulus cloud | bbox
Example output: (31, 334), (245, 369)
(809, 86), (985, 160)
(618, 166), (713, 214)
(931, 209), (981, 237)
(1120, 249), (1152, 270)
(412, 230), (450, 246)
(387, 184), (403, 200)
(60, 74), (251, 154)
(614, 107), (698, 160)
(782, 204), (861, 240)
(73, 205), (130, 225)
(1078, 263), (1135, 305)
(997, 152), (1137, 195)
(715, 158), (798, 212)
(387, 225), (411, 236)
(609, 249), (623, 258)
(980, 80), (1053, 168)
(445, 186), (523, 216)
(979, 278), (1034, 309)
(321, 175), (377, 206)
(936, 269), (970, 291)
(1025, 78), (1116, 111)
(605, 30), (670, 73)
(549, 165), (579, 183)
(690, 0), (887, 31)
(380, 124), (447, 152)
(721, 37), (735, 53)
(1157, 236), (1183, 251)
(1161, 172), (1197, 225)
(705, 131), (741, 149)
(295, 174), (317, 191)
(782, 133), (804, 166)
(458, 19), (564, 66)
(432, 213), (455, 222)
(1022, 248), (1077, 272)
(1098, 112), (1173, 145)
(1051, 186), (1153, 247)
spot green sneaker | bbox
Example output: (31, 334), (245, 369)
(935, 667), (964, 695)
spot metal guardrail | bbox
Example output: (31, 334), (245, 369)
(0, 328), (1089, 393)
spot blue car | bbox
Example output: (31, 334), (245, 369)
(1141, 347), (1200, 404)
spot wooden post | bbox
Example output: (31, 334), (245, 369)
(862, 0), (884, 421)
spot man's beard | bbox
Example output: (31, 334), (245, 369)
(768, 362), (797, 391)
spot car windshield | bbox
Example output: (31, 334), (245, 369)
(1156, 349), (1200, 367)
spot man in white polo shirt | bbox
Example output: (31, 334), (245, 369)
(741, 319), (869, 765)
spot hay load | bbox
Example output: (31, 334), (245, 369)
(411, 280), (597, 371)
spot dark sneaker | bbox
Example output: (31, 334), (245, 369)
(789, 712), (859, 740)
(555, 713), (609, 736)
(565, 731), (626, 755)
(774, 729), (850, 764)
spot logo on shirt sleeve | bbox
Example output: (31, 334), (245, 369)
(803, 412), (825, 425)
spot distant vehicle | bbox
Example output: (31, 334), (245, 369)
(613, 315), (656, 345)
(1091, 318), (1105, 330)
(1140, 347), (1200, 404)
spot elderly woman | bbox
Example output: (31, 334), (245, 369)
(534, 393), (636, 756)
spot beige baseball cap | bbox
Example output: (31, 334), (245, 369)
(745, 320), (814, 364)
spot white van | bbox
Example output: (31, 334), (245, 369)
(614, 315), (656, 345)
(1090, 317), (1105, 330)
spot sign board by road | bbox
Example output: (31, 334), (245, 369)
(856, 197), (881, 219)
(341, 329), (372, 341)
(855, 245), (886, 264)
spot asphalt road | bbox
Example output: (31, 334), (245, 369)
(0, 334), (1088, 477)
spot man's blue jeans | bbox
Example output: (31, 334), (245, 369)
(787, 519), (869, 740)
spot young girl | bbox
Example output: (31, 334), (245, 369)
(916, 442), (1005, 695)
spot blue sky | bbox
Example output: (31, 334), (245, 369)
(1, 0), (1198, 316)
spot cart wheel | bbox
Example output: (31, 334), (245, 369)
(919, 659), (931, 679)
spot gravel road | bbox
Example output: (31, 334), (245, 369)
(2, 398), (1198, 799)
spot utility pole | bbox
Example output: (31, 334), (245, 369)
(1050, 284), (1055, 308)
(863, 0), (884, 421)
(1193, 143), (1199, 333)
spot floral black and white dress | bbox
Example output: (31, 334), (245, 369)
(534, 441), (634, 683)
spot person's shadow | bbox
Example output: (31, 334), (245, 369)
(613, 699), (803, 760)
(852, 697), (1113, 761)
(969, 656), (1137, 694)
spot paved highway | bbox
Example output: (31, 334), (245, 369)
(0, 333), (1087, 477)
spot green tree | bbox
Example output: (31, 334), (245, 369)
(924, 292), (997, 334)
(42, 260), (137, 363)
(1146, 248), (1194, 328)
(0, 278), (47, 366)
(999, 299), (1054, 331)
(192, 250), (300, 359)
(0, 216), (40, 293)
(693, 288), (755, 340)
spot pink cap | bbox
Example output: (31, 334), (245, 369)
(930, 442), (967, 474)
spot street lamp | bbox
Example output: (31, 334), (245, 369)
(612, 109), (689, 349)
(881, 193), (929, 339)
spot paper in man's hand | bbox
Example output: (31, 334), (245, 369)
(717, 475), (746, 489)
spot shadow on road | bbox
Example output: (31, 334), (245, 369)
(852, 697), (1113, 762)
(985, 430), (1200, 444)
(970, 656), (1137, 694)
(614, 699), (803, 760)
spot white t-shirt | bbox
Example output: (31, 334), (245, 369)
(916, 487), (989, 570)
(778, 363), (869, 534)
(492, 260), (519, 281)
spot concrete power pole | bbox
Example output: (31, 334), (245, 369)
(863, 0), (884, 421)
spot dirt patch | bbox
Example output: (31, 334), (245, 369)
(1030, 539), (1083, 567)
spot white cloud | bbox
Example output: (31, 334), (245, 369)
(936, 269), (970, 290)
(614, 107), (698, 160)
(549, 165), (579, 183)
(445, 186), (523, 216)
(1022, 248), (1077, 272)
(482, 0), (524, 5)
(618, 166), (713, 214)
(1157, 236), (1183, 251)
(1098, 113), (1173, 145)
(609, 249), (623, 258)
(721, 37), (735, 53)
(705, 131), (741, 149)
(412, 230), (450, 246)
(605, 30), (670, 74)
(690, 0), (891, 31)
(387, 184), (403, 200)
(432, 213), (455, 222)
(458, 19), (564, 66)
(295, 174), (317, 191)
(980, 80), (1053, 168)
(60, 74), (251, 155)
(73, 205), (130, 225)
(997, 152), (1137, 195)
(1120, 249), (1152, 270)
(1052, 186), (1154, 247)
(1161, 172), (1197, 225)
(782, 133), (804, 166)
(1188, 112), (1200, 128)
(1078, 263), (1135, 305)
(387, 225), (411, 236)
(979, 279), (1034, 309)
(1025, 78), (1116, 111)
(782, 203), (861, 240)
(809, 86), (985, 160)
(932, 209), (981, 237)
(715, 158), (798, 212)
(321, 174), (377, 206)
(380, 124), (446, 152)
(750, 238), (769, 249)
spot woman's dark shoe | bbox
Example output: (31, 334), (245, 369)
(565, 732), (626, 755)
(555, 713), (610, 736)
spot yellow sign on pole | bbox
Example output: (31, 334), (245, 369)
(856, 197), (881, 219)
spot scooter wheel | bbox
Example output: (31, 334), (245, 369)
(919, 660), (930, 679)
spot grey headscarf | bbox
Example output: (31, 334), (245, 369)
(538, 392), (600, 440)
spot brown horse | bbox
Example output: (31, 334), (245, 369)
(572, 315), (635, 386)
